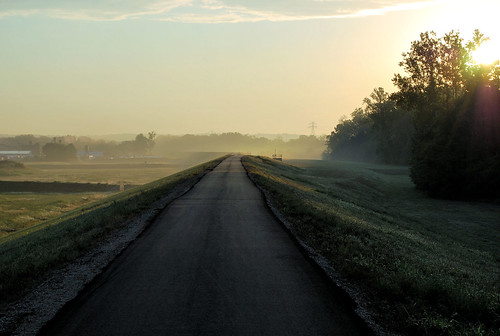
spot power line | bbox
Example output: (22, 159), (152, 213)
(308, 122), (317, 136)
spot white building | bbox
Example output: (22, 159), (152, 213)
(0, 151), (33, 161)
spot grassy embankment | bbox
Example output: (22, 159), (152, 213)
(243, 156), (499, 336)
(0, 155), (228, 308)
(0, 194), (110, 239)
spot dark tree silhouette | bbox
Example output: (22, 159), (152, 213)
(147, 131), (157, 155)
(393, 29), (500, 198)
(42, 143), (77, 161)
(324, 107), (377, 163)
(325, 88), (412, 165)
(364, 88), (412, 164)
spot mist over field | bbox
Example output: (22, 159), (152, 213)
(0, 133), (326, 161)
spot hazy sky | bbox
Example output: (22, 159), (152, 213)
(1, 0), (498, 136)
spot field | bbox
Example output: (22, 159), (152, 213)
(0, 160), (207, 185)
(0, 152), (224, 239)
(242, 156), (499, 335)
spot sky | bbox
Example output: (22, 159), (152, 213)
(1, 0), (499, 136)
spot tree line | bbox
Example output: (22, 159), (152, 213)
(42, 132), (157, 160)
(0, 133), (157, 161)
(325, 30), (500, 199)
(0, 132), (326, 160)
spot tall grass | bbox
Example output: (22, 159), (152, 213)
(0, 156), (228, 307)
(242, 156), (499, 336)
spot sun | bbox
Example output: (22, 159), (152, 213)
(471, 40), (499, 65)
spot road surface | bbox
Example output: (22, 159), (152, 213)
(41, 156), (368, 335)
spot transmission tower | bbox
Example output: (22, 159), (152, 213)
(309, 122), (317, 136)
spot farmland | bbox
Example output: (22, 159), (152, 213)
(0, 156), (221, 185)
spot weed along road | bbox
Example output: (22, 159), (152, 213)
(41, 156), (367, 335)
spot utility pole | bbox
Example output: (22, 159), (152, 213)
(309, 122), (317, 136)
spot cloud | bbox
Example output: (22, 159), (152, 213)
(0, 0), (440, 23)
(0, 0), (193, 21)
(335, 0), (437, 18)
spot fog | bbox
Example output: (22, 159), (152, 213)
(0, 133), (327, 161)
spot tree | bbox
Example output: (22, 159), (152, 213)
(364, 88), (412, 164)
(324, 107), (377, 162)
(115, 132), (157, 156)
(325, 88), (412, 165)
(147, 131), (157, 155)
(393, 30), (500, 198)
(464, 30), (500, 87)
(134, 134), (148, 155)
(42, 143), (77, 161)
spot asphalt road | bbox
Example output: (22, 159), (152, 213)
(41, 156), (367, 335)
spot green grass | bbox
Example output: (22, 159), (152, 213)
(242, 156), (499, 336)
(0, 155), (228, 308)
(0, 193), (111, 238)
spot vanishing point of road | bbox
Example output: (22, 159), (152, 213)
(41, 155), (368, 335)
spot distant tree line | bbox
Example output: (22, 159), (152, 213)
(325, 30), (500, 199)
(154, 133), (325, 159)
(324, 87), (412, 165)
(42, 142), (77, 161)
(116, 132), (157, 156)
(0, 132), (326, 161)
(0, 133), (157, 161)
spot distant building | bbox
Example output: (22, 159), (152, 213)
(0, 151), (33, 161)
(77, 150), (104, 160)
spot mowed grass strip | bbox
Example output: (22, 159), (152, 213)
(0, 155), (228, 307)
(242, 156), (499, 336)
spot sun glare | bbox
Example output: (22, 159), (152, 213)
(472, 40), (500, 65)
(429, 0), (500, 65)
